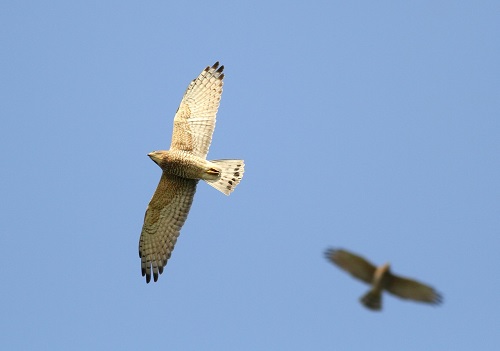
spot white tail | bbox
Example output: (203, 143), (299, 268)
(205, 159), (244, 195)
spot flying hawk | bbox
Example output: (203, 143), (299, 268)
(325, 248), (442, 310)
(139, 62), (244, 283)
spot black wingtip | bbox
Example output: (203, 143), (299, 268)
(146, 274), (151, 284)
(324, 247), (336, 259)
(433, 292), (444, 305)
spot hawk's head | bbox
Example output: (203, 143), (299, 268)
(148, 151), (168, 168)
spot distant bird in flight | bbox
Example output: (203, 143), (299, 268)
(324, 248), (442, 310)
(139, 62), (244, 283)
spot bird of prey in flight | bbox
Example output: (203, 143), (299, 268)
(139, 62), (244, 283)
(324, 248), (442, 310)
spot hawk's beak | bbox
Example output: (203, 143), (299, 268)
(148, 152), (161, 165)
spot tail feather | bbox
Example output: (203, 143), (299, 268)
(360, 290), (382, 311)
(205, 159), (244, 195)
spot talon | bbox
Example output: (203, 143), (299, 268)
(206, 168), (220, 176)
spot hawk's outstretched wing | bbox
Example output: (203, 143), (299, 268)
(170, 62), (224, 159)
(325, 248), (377, 285)
(386, 273), (443, 304)
(139, 172), (198, 283)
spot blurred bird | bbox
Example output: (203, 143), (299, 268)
(324, 248), (442, 311)
(139, 62), (244, 283)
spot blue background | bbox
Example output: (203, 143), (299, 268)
(1, 1), (499, 349)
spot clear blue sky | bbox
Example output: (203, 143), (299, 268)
(1, 1), (499, 350)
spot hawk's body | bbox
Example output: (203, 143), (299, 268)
(139, 62), (244, 283)
(324, 248), (442, 310)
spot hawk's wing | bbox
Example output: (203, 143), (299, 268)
(169, 62), (224, 159)
(385, 272), (443, 304)
(324, 248), (377, 285)
(139, 172), (198, 283)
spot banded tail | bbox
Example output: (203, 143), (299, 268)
(205, 159), (244, 195)
(360, 290), (382, 311)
